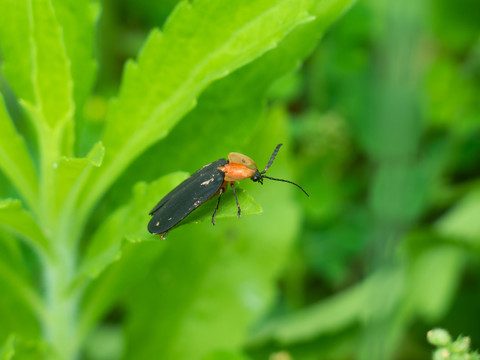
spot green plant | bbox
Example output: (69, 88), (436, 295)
(428, 328), (480, 360)
(0, 0), (353, 359)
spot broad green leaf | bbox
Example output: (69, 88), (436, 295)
(2, 0), (76, 216)
(116, 0), (357, 187)
(408, 246), (466, 321)
(78, 0), (315, 224)
(0, 199), (50, 258)
(0, 95), (38, 211)
(0, 0), (35, 103)
(435, 188), (480, 245)
(28, 0), (74, 130)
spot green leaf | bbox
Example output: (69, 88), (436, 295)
(0, 231), (40, 342)
(0, 95), (38, 211)
(0, 199), (50, 258)
(435, 188), (480, 245)
(0, 259), (45, 329)
(249, 267), (406, 345)
(0, 231), (31, 286)
(408, 246), (466, 321)
(176, 187), (262, 229)
(76, 207), (127, 281)
(80, 241), (167, 342)
(0, 0), (35, 103)
(0, 0), (95, 177)
(54, 142), (104, 227)
(78, 0), (315, 224)
(50, 0), (99, 110)
(0, 227), (43, 336)
(250, 283), (366, 345)
(0, 336), (56, 360)
(0, 335), (14, 360)
(28, 0), (74, 130)
(77, 173), (189, 338)
(125, 0), (356, 184)
(77, 172), (188, 282)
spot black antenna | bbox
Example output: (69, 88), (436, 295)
(262, 175), (310, 197)
(254, 144), (309, 197)
(262, 143), (283, 174)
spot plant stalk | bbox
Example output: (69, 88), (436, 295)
(38, 123), (81, 360)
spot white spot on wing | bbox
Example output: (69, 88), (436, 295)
(201, 178), (215, 186)
(193, 200), (201, 207)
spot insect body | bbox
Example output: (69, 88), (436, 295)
(148, 144), (309, 238)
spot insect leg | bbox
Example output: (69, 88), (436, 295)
(212, 187), (225, 225)
(160, 231), (168, 240)
(230, 182), (241, 218)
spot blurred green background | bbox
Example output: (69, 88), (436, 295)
(1, 0), (480, 359)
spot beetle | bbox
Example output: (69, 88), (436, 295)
(148, 144), (309, 238)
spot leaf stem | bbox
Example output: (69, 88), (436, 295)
(36, 120), (81, 359)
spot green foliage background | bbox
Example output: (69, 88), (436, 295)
(0, 0), (479, 359)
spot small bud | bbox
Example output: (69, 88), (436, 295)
(451, 336), (471, 354)
(433, 348), (450, 360)
(428, 329), (452, 347)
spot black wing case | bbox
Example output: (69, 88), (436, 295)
(148, 159), (228, 234)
